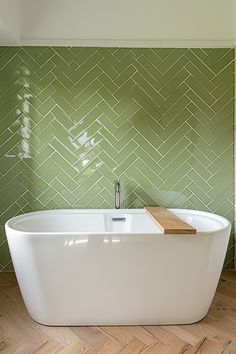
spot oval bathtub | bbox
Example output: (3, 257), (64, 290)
(5, 209), (231, 326)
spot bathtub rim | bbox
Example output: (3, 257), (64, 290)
(5, 208), (231, 237)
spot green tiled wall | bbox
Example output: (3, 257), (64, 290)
(0, 47), (234, 270)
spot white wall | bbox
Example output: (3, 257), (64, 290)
(0, 0), (235, 46)
(20, 0), (235, 46)
(0, 0), (20, 44)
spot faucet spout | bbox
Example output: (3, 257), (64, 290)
(114, 180), (121, 209)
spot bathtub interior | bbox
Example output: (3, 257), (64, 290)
(7, 209), (230, 234)
(8, 212), (157, 233)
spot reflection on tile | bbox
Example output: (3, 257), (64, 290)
(0, 47), (234, 270)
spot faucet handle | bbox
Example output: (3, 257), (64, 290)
(114, 180), (121, 209)
(114, 180), (120, 192)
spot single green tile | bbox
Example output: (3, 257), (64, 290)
(185, 62), (215, 92)
(210, 126), (233, 155)
(185, 50), (215, 79)
(98, 101), (117, 120)
(52, 153), (77, 179)
(115, 52), (133, 72)
(185, 75), (215, 106)
(97, 59), (118, 80)
(36, 59), (55, 78)
(211, 74), (234, 99)
(160, 68), (189, 98)
(114, 65), (137, 87)
(188, 181), (211, 205)
(159, 149), (190, 181)
(159, 137), (190, 167)
(132, 72), (162, 105)
(211, 87), (234, 113)
(71, 66), (102, 95)
(159, 123), (190, 155)
(98, 72), (118, 94)
(160, 83), (188, 115)
(208, 144), (233, 174)
(113, 153), (137, 176)
(51, 53), (74, 77)
(211, 62), (234, 87)
(114, 127), (136, 151)
(211, 50), (234, 73)
(98, 86), (118, 107)
(70, 93), (101, 121)
(133, 60), (158, 88)
(160, 162), (192, 191)
(212, 99), (234, 126)
(115, 140), (138, 164)
(187, 90), (215, 118)
(114, 101), (140, 127)
(157, 55), (188, 88)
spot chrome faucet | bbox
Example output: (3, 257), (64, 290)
(114, 180), (121, 209)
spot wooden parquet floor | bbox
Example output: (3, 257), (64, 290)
(0, 271), (236, 353)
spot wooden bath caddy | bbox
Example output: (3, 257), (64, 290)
(144, 207), (196, 234)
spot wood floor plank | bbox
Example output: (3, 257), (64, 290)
(141, 341), (166, 354)
(0, 271), (236, 353)
(84, 338), (123, 354)
(118, 326), (156, 345)
(142, 325), (177, 344)
(99, 326), (133, 345)
(186, 336), (231, 354)
(58, 340), (90, 354)
(164, 325), (200, 346)
(118, 338), (146, 354)
(161, 337), (192, 354)
(70, 327), (106, 347)
(40, 326), (81, 348)
(33, 339), (63, 354)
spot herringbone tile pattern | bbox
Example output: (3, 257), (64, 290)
(0, 47), (234, 270)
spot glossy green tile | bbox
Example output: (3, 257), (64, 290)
(211, 87), (234, 112)
(213, 100), (234, 126)
(160, 83), (189, 114)
(72, 67), (103, 95)
(212, 62), (234, 86)
(114, 128), (135, 152)
(159, 138), (190, 168)
(0, 47), (234, 271)
(185, 50), (214, 79)
(158, 56), (188, 88)
(212, 74), (234, 99)
(160, 68), (189, 98)
(115, 141), (137, 164)
(159, 124), (190, 156)
(160, 163), (194, 191)
(187, 90), (215, 118)
(98, 86), (118, 106)
(186, 75), (215, 105)
(211, 51), (235, 73)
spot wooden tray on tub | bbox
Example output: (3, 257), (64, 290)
(144, 207), (196, 234)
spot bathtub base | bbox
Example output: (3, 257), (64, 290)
(17, 233), (222, 326)
(29, 312), (208, 327)
(6, 209), (231, 326)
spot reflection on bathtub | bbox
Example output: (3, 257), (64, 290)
(5, 208), (231, 326)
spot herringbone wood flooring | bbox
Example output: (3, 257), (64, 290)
(0, 271), (236, 353)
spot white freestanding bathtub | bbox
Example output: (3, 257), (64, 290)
(5, 209), (231, 326)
